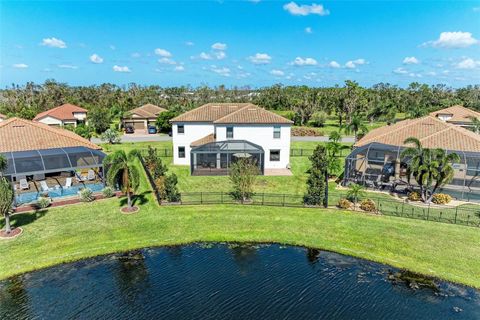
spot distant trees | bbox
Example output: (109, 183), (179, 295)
(156, 110), (178, 133)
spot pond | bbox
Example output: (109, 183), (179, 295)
(1, 244), (479, 319)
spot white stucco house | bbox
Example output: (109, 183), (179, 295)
(33, 103), (88, 127)
(170, 103), (292, 175)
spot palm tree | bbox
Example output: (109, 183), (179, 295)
(346, 183), (365, 205)
(401, 137), (459, 203)
(0, 177), (14, 234)
(345, 114), (368, 143)
(468, 116), (480, 134)
(104, 150), (141, 210)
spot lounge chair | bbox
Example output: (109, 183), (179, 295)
(64, 177), (72, 188)
(87, 170), (95, 181)
(40, 180), (51, 192)
(19, 179), (29, 190)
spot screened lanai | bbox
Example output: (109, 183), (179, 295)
(344, 142), (480, 202)
(190, 140), (264, 176)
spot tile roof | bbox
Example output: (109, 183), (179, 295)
(33, 103), (88, 121)
(190, 133), (215, 147)
(355, 115), (480, 153)
(171, 103), (292, 124)
(0, 118), (101, 153)
(126, 104), (167, 118)
(430, 105), (480, 123)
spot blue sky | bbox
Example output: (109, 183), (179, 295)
(1, 0), (479, 87)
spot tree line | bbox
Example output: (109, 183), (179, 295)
(1, 80), (479, 132)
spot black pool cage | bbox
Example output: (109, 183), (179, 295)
(343, 142), (480, 202)
(190, 140), (264, 176)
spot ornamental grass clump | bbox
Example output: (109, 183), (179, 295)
(337, 198), (352, 209)
(36, 197), (51, 209)
(79, 188), (94, 202)
(432, 193), (452, 205)
(360, 199), (376, 212)
(102, 186), (115, 198)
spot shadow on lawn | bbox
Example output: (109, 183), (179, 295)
(119, 191), (152, 207)
(1, 210), (48, 229)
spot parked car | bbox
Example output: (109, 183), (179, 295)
(125, 126), (135, 134)
(147, 125), (157, 134)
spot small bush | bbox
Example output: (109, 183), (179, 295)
(79, 188), (94, 202)
(310, 111), (328, 127)
(165, 173), (181, 202)
(407, 191), (421, 202)
(102, 186), (114, 198)
(36, 197), (51, 209)
(432, 193), (452, 205)
(360, 199), (376, 212)
(337, 198), (352, 209)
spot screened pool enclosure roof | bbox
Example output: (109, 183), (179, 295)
(191, 140), (264, 154)
(2, 146), (106, 177)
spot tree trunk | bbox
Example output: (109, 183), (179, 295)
(4, 213), (11, 234)
(127, 192), (132, 208)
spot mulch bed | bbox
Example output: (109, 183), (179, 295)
(121, 206), (139, 214)
(0, 227), (23, 239)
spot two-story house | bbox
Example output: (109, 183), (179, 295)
(33, 103), (88, 127)
(170, 103), (292, 175)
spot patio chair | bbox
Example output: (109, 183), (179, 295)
(40, 180), (51, 192)
(75, 172), (86, 183)
(87, 170), (95, 181)
(19, 178), (29, 190)
(64, 177), (72, 188)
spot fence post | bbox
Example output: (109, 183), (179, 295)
(201, 192), (203, 204)
(262, 193), (265, 205)
(454, 207), (458, 224)
(221, 192), (223, 204)
(300, 149), (303, 157)
(283, 194), (286, 206)
(401, 202), (404, 216)
(427, 203), (430, 220)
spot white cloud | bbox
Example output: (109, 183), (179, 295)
(12, 63), (28, 69)
(154, 48), (172, 57)
(211, 42), (227, 50)
(291, 57), (317, 66)
(109, 45), (116, 50)
(214, 51), (226, 60)
(41, 37), (67, 48)
(425, 71), (437, 76)
(305, 27), (313, 34)
(58, 64), (78, 69)
(455, 58), (480, 69)
(248, 53), (272, 64)
(329, 61), (340, 68)
(422, 31), (479, 48)
(345, 58), (367, 69)
(89, 53), (103, 64)
(409, 72), (422, 78)
(113, 65), (131, 72)
(393, 67), (408, 74)
(403, 56), (419, 64)
(158, 57), (176, 65)
(345, 61), (356, 69)
(270, 69), (284, 76)
(174, 65), (185, 71)
(352, 58), (367, 65)
(283, 2), (330, 16)
(185, 41), (195, 46)
(211, 66), (231, 77)
(131, 52), (141, 58)
(199, 52), (212, 60)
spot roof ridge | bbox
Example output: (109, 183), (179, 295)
(358, 116), (427, 145)
(214, 105), (252, 123)
(170, 103), (213, 122)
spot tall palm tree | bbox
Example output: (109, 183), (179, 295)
(104, 150), (141, 209)
(401, 137), (459, 203)
(468, 116), (480, 134)
(345, 114), (368, 143)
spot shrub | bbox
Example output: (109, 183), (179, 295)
(337, 198), (352, 209)
(310, 111), (328, 127)
(101, 129), (121, 144)
(102, 186), (114, 198)
(79, 188), (94, 202)
(154, 176), (167, 200)
(165, 173), (181, 202)
(432, 193), (452, 205)
(36, 197), (51, 209)
(407, 191), (421, 202)
(360, 199), (376, 212)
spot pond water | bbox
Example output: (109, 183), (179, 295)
(1, 244), (479, 319)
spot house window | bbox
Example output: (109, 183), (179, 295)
(178, 146), (185, 158)
(273, 126), (281, 139)
(177, 125), (184, 134)
(226, 126), (234, 139)
(270, 150), (280, 161)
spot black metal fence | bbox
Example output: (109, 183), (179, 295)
(139, 148), (349, 158)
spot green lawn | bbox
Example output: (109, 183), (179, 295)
(1, 159), (479, 288)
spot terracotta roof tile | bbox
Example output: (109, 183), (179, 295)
(171, 103), (292, 124)
(355, 115), (480, 152)
(0, 118), (101, 153)
(430, 105), (480, 123)
(126, 104), (167, 118)
(33, 103), (88, 121)
(190, 134), (215, 147)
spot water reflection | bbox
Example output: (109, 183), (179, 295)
(229, 244), (258, 275)
(0, 276), (30, 319)
(306, 248), (321, 265)
(115, 250), (150, 302)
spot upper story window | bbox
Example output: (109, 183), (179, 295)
(226, 126), (234, 139)
(177, 125), (185, 134)
(273, 126), (281, 139)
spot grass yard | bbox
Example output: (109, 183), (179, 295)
(1, 156), (480, 289)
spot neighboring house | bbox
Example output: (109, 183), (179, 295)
(343, 115), (480, 202)
(33, 103), (88, 127)
(430, 105), (480, 130)
(0, 113), (6, 122)
(170, 103), (292, 175)
(123, 104), (167, 130)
